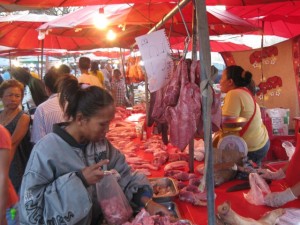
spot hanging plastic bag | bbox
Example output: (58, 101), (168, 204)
(282, 141), (295, 161)
(244, 173), (271, 205)
(96, 174), (133, 225)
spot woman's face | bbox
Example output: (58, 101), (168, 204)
(1, 87), (22, 110)
(80, 104), (115, 142)
(219, 70), (233, 93)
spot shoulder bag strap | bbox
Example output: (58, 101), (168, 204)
(238, 87), (257, 137)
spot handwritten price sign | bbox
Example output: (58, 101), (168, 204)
(136, 29), (174, 92)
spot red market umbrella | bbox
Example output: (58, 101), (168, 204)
(38, 2), (258, 43)
(0, 13), (134, 50)
(0, 48), (68, 57)
(93, 49), (130, 58)
(170, 37), (252, 52)
(0, 0), (299, 11)
(227, 1), (300, 38)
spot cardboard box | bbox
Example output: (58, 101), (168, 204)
(266, 108), (290, 136)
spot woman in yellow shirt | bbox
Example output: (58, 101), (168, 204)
(220, 65), (270, 166)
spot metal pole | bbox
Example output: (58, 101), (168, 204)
(131, 0), (192, 49)
(188, 5), (198, 174)
(260, 21), (265, 106)
(119, 48), (130, 100)
(9, 51), (11, 70)
(195, 1), (215, 225)
(41, 39), (44, 78)
(148, 0), (191, 34)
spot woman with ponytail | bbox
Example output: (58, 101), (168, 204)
(220, 65), (270, 167)
(19, 76), (169, 225)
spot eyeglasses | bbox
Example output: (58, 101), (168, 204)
(3, 94), (22, 99)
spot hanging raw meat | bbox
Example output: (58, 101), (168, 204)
(163, 60), (182, 106)
(151, 87), (168, 124)
(165, 60), (201, 150)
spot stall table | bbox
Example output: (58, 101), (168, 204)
(136, 148), (300, 225)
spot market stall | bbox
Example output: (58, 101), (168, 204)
(107, 107), (300, 224)
(1, 0), (300, 224)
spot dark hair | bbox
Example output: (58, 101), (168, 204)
(100, 61), (106, 69)
(11, 67), (31, 85)
(113, 69), (121, 76)
(246, 79), (257, 96)
(225, 65), (252, 87)
(0, 79), (24, 98)
(90, 61), (99, 75)
(79, 57), (91, 70)
(58, 64), (71, 75)
(59, 76), (114, 120)
(43, 69), (61, 93)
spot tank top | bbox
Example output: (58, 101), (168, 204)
(5, 111), (32, 193)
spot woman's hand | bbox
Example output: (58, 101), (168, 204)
(257, 168), (285, 180)
(81, 159), (109, 185)
(264, 188), (297, 207)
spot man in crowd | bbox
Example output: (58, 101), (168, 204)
(31, 68), (69, 144)
(77, 57), (102, 87)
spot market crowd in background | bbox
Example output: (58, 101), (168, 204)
(0, 56), (131, 224)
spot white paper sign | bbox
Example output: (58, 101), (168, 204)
(135, 29), (173, 92)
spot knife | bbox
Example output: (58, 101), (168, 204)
(226, 179), (272, 192)
(226, 181), (250, 192)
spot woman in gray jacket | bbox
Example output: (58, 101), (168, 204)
(19, 76), (169, 225)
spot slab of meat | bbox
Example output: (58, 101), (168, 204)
(217, 201), (285, 225)
(100, 196), (132, 225)
(123, 208), (191, 225)
(163, 60), (182, 107)
(165, 60), (201, 150)
(179, 185), (207, 206)
(168, 152), (189, 162)
(151, 87), (168, 124)
(153, 151), (169, 167)
(131, 164), (159, 171)
(164, 161), (189, 172)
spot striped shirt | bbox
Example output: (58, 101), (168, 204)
(31, 94), (65, 144)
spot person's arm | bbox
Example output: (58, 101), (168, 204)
(264, 178), (299, 207)
(30, 108), (45, 144)
(0, 149), (10, 225)
(10, 113), (30, 159)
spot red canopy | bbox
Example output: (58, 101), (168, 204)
(169, 37), (251, 52)
(227, 1), (300, 37)
(0, 13), (140, 50)
(0, 0), (298, 11)
(38, 2), (257, 43)
(0, 48), (68, 57)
